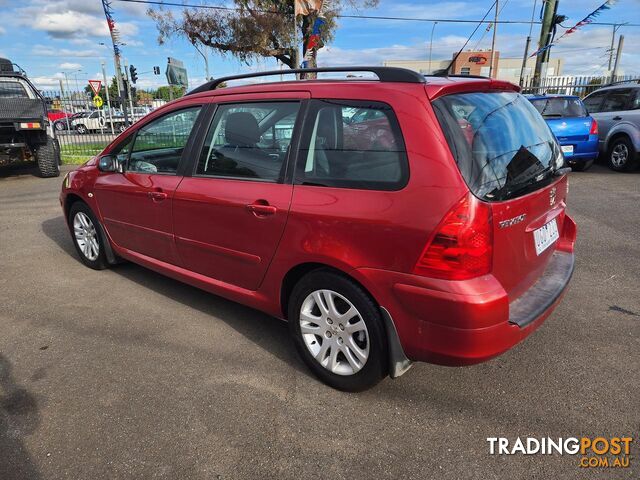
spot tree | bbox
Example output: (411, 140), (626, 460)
(148, 0), (377, 71)
(155, 85), (185, 101)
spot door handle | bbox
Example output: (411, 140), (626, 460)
(246, 202), (277, 216)
(148, 191), (168, 201)
(612, 116), (622, 121)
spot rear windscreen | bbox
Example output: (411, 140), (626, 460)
(433, 91), (561, 202)
(0, 81), (29, 99)
(529, 97), (587, 118)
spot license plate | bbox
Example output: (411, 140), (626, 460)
(533, 219), (560, 256)
(561, 145), (573, 154)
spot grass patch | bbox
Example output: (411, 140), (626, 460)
(60, 143), (107, 165)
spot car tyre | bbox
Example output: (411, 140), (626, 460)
(76, 124), (87, 135)
(288, 270), (388, 392)
(607, 137), (638, 172)
(35, 137), (61, 178)
(68, 202), (109, 270)
(571, 159), (594, 172)
(54, 121), (65, 131)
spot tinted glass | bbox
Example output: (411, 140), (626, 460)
(433, 92), (562, 202)
(530, 97), (587, 118)
(601, 89), (631, 112)
(197, 102), (300, 181)
(583, 91), (607, 113)
(296, 100), (408, 191)
(128, 107), (201, 174)
(0, 82), (28, 98)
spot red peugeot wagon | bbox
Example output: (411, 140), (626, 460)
(60, 67), (576, 391)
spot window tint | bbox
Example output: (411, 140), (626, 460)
(128, 107), (201, 174)
(583, 91), (607, 113)
(601, 89), (632, 112)
(296, 100), (408, 191)
(632, 90), (640, 110)
(0, 82), (28, 98)
(196, 102), (300, 181)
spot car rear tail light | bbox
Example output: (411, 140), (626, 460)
(413, 194), (493, 280)
(589, 118), (598, 135)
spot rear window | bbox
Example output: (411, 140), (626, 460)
(0, 81), (29, 99)
(530, 97), (587, 118)
(433, 91), (562, 202)
(296, 100), (408, 191)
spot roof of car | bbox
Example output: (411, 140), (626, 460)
(184, 73), (519, 102)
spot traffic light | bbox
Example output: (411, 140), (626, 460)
(153, 66), (160, 75)
(129, 65), (138, 84)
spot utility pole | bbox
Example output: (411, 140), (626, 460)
(193, 43), (210, 81)
(59, 79), (71, 130)
(101, 61), (115, 135)
(607, 24), (616, 72)
(612, 34), (624, 80)
(533, 0), (558, 87)
(489, 0), (499, 78)
(519, 0), (538, 87)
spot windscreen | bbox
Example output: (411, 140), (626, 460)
(433, 91), (562, 202)
(530, 97), (587, 118)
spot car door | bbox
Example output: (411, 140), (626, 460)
(94, 106), (203, 265)
(592, 88), (633, 140)
(172, 92), (308, 291)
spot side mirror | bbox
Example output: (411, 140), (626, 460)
(97, 155), (120, 173)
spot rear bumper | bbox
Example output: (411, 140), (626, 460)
(356, 214), (577, 366)
(561, 136), (598, 162)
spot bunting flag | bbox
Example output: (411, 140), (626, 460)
(530, 0), (617, 57)
(295, 0), (323, 16)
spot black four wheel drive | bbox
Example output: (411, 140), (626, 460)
(0, 58), (60, 177)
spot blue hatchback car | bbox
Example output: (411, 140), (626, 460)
(528, 95), (599, 171)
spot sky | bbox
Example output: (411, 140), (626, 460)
(0, 0), (638, 92)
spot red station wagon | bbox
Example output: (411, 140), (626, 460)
(60, 67), (576, 391)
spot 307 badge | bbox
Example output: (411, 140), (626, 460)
(549, 187), (557, 207)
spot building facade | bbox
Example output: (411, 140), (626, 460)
(384, 50), (564, 85)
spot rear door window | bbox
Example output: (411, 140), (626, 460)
(433, 91), (562, 202)
(296, 100), (408, 191)
(601, 89), (632, 112)
(583, 91), (607, 113)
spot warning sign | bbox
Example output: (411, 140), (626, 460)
(93, 95), (103, 108)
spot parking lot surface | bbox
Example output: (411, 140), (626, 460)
(1, 164), (638, 479)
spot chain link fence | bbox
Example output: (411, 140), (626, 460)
(41, 89), (171, 164)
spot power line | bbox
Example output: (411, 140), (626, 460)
(113, 0), (640, 27)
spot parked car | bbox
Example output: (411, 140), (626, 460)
(53, 111), (89, 131)
(582, 82), (640, 171)
(528, 95), (599, 171)
(71, 110), (127, 134)
(47, 109), (70, 122)
(60, 67), (576, 391)
(0, 57), (60, 177)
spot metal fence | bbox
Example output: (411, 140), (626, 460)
(40, 89), (170, 164)
(520, 74), (640, 97)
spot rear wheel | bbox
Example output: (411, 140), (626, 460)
(68, 202), (109, 270)
(54, 121), (65, 131)
(288, 270), (388, 391)
(35, 137), (60, 178)
(607, 137), (638, 172)
(571, 159), (594, 172)
(76, 124), (87, 135)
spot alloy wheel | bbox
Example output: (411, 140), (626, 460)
(299, 289), (370, 376)
(73, 212), (99, 261)
(611, 143), (629, 168)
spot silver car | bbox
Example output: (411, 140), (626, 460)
(583, 82), (640, 171)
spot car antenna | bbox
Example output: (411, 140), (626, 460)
(436, 0), (497, 77)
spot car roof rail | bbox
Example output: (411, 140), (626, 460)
(604, 78), (640, 87)
(431, 73), (491, 80)
(186, 66), (426, 95)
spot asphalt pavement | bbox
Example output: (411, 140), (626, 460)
(0, 163), (638, 479)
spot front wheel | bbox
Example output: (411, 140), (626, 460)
(76, 124), (87, 135)
(607, 137), (638, 172)
(68, 202), (109, 270)
(288, 270), (388, 391)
